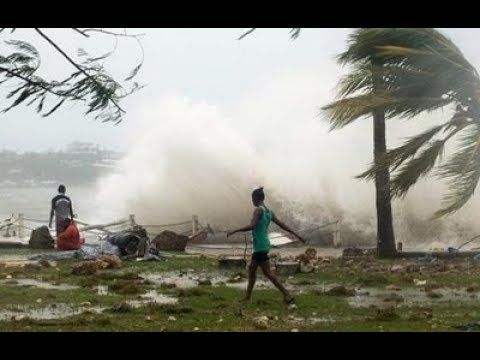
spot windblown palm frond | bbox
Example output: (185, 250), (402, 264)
(435, 126), (480, 216)
(322, 92), (399, 130)
(323, 27), (480, 216)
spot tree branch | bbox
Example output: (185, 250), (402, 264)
(0, 65), (81, 99)
(80, 28), (145, 39)
(34, 28), (125, 113)
(238, 28), (256, 40)
(72, 28), (89, 38)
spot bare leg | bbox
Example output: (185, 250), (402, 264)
(241, 260), (258, 302)
(260, 260), (293, 303)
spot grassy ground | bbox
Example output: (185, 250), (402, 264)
(0, 252), (479, 332)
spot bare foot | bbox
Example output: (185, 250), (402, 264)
(239, 297), (251, 303)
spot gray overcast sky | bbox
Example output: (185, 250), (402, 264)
(1, 28), (480, 152)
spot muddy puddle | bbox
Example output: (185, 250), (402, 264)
(0, 259), (38, 267)
(295, 282), (480, 308)
(0, 256), (30, 262)
(348, 286), (480, 308)
(286, 315), (339, 324)
(0, 289), (180, 322)
(127, 290), (178, 308)
(140, 271), (273, 290)
(0, 278), (78, 290)
(0, 303), (105, 321)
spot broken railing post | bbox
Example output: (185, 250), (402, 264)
(334, 221), (341, 247)
(18, 213), (24, 239)
(129, 214), (136, 229)
(192, 215), (198, 236)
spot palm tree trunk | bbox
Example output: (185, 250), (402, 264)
(372, 59), (396, 258)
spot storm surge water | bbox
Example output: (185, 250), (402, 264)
(93, 92), (480, 249)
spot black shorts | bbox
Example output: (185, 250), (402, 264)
(252, 251), (269, 263)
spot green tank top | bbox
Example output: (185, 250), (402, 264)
(252, 205), (272, 253)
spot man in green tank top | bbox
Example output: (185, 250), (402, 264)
(227, 187), (305, 304)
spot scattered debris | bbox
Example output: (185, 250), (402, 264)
(97, 255), (122, 269)
(343, 248), (364, 257)
(14, 314), (29, 322)
(413, 279), (427, 287)
(466, 285), (479, 293)
(28, 226), (54, 249)
(71, 259), (112, 275)
(358, 274), (389, 286)
(385, 285), (401, 291)
(275, 262), (300, 275)
(288, 278), (316, 286)
(108, 302), (133, 313)
(104, 227), (148, 256)
(24, 263), (42, 271)
(198, 278), (212, 286)
(226, 272), (246, 283)
(218, 256), (247, 269)
(455, 321), (480, 331)
(39, 260), (52, 268)
(295, 248), (318, 271)
(110, 282), (142, 295)
(382, 293), (404, 303)
(406, 264), (421, 273)
(254, 316), (269, 329)
(417, 255), (436, 265)
(152, 231), (189, 252)
(326, 286), (356, 297)
(343, 248), (375, 257)
(390, 265), (405, 273)
(407, 308), (433, 321)
(426, 291), (443, 299)
(160, 282), (177, 289)
(424, 281), (440, 291)
(300, 262), (314, 273)
(374, 307), (399, 321)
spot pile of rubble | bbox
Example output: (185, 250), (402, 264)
(152, 231), (190, 252)
(151, 230), (208, 252)
(342, 247), (376, 257)
(277, 248), (332, 273)
(28, 226), (55, 249)
(71, 255), (122, 275)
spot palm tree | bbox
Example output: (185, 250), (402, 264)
(322, 28), (480, 257)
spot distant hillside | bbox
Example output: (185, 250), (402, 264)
(0, 142), (123, 187)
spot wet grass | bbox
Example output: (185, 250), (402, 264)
(0, 248), (57, 256)
(0, 250), (480, 331)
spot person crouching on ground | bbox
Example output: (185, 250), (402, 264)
(227, 187), (305, 304)
(56, 218), (82, 251)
